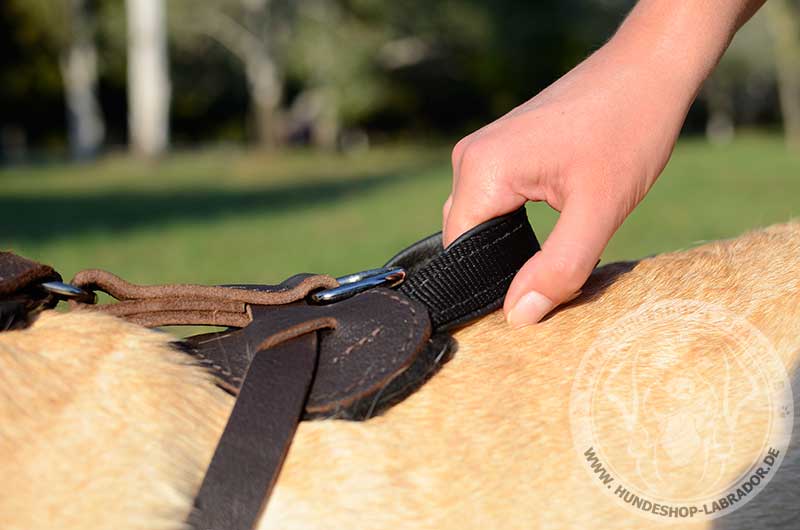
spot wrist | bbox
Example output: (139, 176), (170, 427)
(604, 0), (744, 99)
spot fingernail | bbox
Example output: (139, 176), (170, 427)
(507, 290), (555, 328)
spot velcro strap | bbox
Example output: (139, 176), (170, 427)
(385, 207), (540, 330)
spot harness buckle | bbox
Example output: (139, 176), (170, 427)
(309, 267), (406, 305)
(40, 281), (97, 304)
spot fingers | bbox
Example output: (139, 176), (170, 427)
(504, 196), (619, 328)
(442, 195), (453, 232)
(443, 139), (526, 247)
(444, 190), (505, 248)
(445, 128), (619, 329)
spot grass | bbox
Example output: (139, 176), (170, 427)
(1, 134), (799, 289)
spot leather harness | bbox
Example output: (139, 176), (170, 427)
(0, 208), (539, 530)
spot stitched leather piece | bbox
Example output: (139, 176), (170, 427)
(338, 332), (455, 420)
(184, 211), (535, 529)
(183, 288), (432, 419)
(187, 333), (320, 530)
(385, 206), (540, 330)
(67, 268), (434, 419)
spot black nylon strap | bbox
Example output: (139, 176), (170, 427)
(385, 207), (540, 330)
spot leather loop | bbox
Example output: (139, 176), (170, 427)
(71, 270), (338, 304)
(69, 272), (339, 328)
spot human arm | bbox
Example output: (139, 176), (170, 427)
(443, 0), (767, 327)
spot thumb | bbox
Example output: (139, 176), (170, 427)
(504, 197), (619, 327)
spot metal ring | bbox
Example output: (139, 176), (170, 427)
(310, 267), (406, 305)
(40, 281), (97, 304)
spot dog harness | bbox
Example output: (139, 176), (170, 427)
(0, 208), (539, 530)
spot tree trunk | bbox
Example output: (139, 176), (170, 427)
(702, 77), (735, 145)
(60, 0), (104, 160)
(310, 89), (340, 150)
(126, 0), (170, 157)
(766, 0), (800, 151)
(286, 88), (339, 149)
(246, 53), (284, 149)
(193, 7), (287, 149)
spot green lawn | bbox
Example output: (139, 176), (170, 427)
(1, 134), (798, 288)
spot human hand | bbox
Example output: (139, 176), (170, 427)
(442, 27), (708, 327)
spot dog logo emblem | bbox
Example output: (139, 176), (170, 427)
(570, 299), (793, 520)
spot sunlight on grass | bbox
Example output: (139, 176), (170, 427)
(2, 134), (798, 287)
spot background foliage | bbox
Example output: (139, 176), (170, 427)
(2, 0), (796, 156)
(1, 1), (798, 285)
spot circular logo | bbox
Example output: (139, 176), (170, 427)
(570, 299), (793, 520)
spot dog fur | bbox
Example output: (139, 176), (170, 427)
(1, 222), (799, 530)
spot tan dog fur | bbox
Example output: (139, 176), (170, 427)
(1, 222), (799, 530)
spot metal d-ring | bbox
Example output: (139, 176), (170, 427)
(40, 281), (97, 304)
(310, 266), (406, 305)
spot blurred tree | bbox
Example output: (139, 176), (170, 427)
(7, 0), (105, 160)
(169, 0), (510, 148)
(284, 0), (389, 148)
(2, 0), (793, 156)
(766, 0), (800, 150)
(703, 10), (777, 144)
(361, 0), (629, 136)
(62, 0), (105, 159)
(126, 0), (170, 157)
(171, 0), (295, 149)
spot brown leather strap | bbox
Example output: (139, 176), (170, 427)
(0, 252), (61, 296)
(183, 288), (431, 418)
(68, 268), (434, 419)
(184, 291), (433, 530)
(0, 251), (62, 330)
(184, 209), (537, 529)
(69, 270), (339, 328)
(187, 333), (320, 530)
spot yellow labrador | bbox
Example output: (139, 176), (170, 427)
(1, 222), (798, 530)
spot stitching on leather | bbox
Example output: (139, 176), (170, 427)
(342, 289), (417, 364)
(323, 289), (419, 399)
(192, 349), (234, 378)
(191, 348), (244, 383)
(195, 289), (423, 401)
(341, 326), (383, 357)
